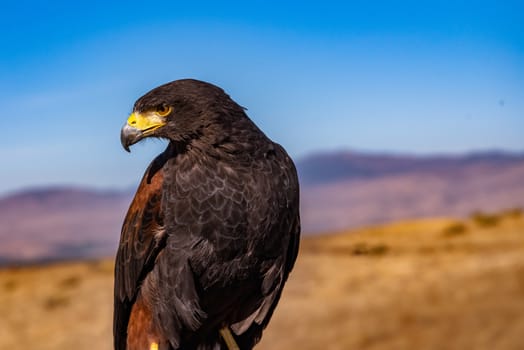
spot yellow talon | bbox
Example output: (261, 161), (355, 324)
(219, 327), (240, 350)
(150, 342), (159, 350)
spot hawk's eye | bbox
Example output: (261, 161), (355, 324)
(156, 104), (172, 116)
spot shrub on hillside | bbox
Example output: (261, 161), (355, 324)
(351, 243), (389, 256)
(43, 294), (70, 310)
(503, 207), (523, 219)
(471, 211), (501, 228)
(59, 275), (82, 289)
(3, 279), (18, 292)
(442, 222), (468, 237)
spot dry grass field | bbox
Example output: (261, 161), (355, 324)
(1, 209), (523, 349)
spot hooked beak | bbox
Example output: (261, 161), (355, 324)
(120, 123), (143, 152)
(120, 112), (166, 152)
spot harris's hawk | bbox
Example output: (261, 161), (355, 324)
(115, 79), (300, 350)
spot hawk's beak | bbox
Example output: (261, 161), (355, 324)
(120, 112), (166, 152)
(120, 123), (143, 152)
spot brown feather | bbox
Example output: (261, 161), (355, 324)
(114, 153), (168, 350)
(127, 293), (164, 350)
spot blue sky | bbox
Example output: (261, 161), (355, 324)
(1, 1), (523, 194)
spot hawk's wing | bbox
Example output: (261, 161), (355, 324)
(229, 205), (300, 349)
(230, 145), (301, 348)
(114, 160), (166, 350)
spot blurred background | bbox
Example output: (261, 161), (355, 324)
(1, 1), (523, 349)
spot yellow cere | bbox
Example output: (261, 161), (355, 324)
(127, 112), (166, 132)
(149, 342), (159, 350)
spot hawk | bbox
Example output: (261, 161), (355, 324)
(115, 79), (300, 350)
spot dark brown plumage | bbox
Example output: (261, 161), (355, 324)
(114, 79), (300, 350)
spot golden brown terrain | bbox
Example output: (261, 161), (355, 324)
(1, 210), (523, 350)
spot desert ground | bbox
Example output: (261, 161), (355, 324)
(1, 209), (523, 349)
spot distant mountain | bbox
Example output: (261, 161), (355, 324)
(1, 150), (523, 265)
(297, 150), (524, 232)
(297, 150), (524, 185)
(0, 187), (133, 265)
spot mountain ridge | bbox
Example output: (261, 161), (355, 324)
(297, 149), (524, 185)
(1, 149), (523, 265)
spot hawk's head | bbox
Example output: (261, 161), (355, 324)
(120, 79), (243, 152)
